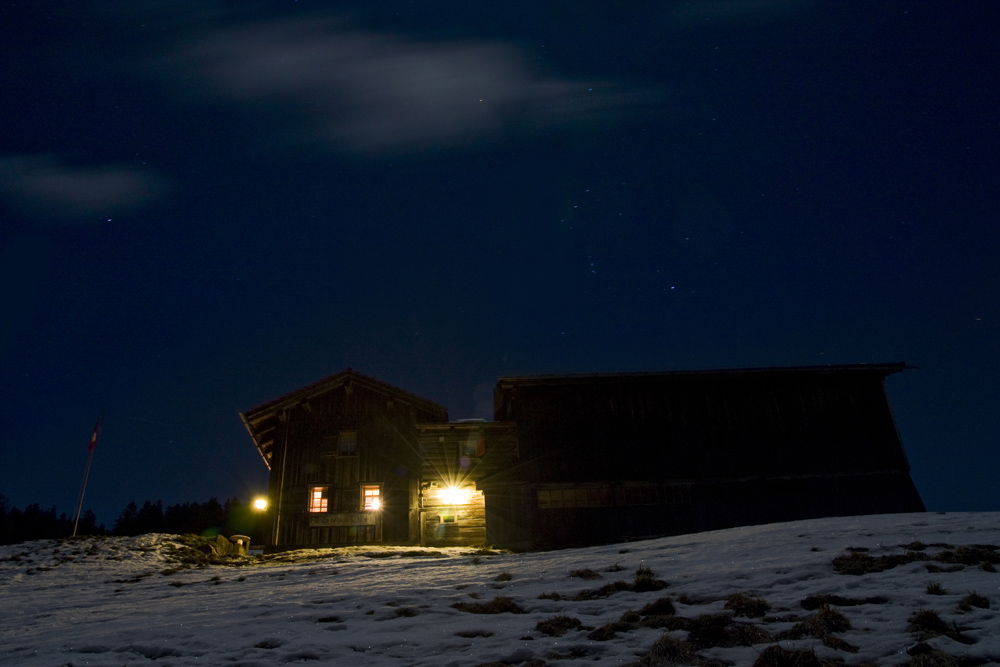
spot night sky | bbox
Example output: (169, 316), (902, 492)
(2, 1), (997, 527)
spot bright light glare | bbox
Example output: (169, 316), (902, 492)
(254, 498), (268, 511)
(370, 497), (381, 511)
(441, 486), (470, 505)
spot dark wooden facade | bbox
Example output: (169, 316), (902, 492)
(241, 370), (448, 549)
(242, 363), (924, 551)
(480, 363), (924, 550)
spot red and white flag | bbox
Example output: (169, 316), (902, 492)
(88, 417), (102, 453)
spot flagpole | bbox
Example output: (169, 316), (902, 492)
(72, 416), (102, 537)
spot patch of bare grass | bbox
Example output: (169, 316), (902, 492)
(833, 544), (1000, 576)
(832, 550), (927, 575)
(725, 592), (770, 618)
(639, 596), (676, 617)
(925, 581), (949, 595)
(686, 613), (773, 649)
(800, 594), (888, 610)
(907, 609), (976, 645)
(752, 645), (830, 667)
(572, 566), (667, 600)
(569, 568), (601, 580)
(776, 604), (851, 641)
(535, 615), (582, 637)
(544, 647), (589, 660)
(450, 597), (526, 614)
(956, 591), (989, 612)
(456, 629), (493, 638)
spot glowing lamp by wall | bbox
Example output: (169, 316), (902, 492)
(253, 498), (268, 511)
(440, 486), (471, 505)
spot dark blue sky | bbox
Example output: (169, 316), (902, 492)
(2, 1), (997, 526)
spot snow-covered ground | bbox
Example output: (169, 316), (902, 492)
(3, 512), (1000, 666)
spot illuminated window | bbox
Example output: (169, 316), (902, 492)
(338, 431), (358, 455)
(362, 485), (381, 511)
(309, 486), (329, 513)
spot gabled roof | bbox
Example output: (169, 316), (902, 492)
(496, 362), (909, 389)
(239, 368), (448, 469)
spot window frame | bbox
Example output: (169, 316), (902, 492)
(361, 484), (381, 511)
(309, 486), (329, 513)
(338, 430), (358, 456)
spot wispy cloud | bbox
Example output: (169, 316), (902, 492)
(157, 17), (651, 156)
(0, 155), (169, 220)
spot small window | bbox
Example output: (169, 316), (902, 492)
(460, 435), (481, 459)
(309, 486), (329, 513)
(362, 485), (381, 511)
(440, 514), (456, 523)
(338, 431), (358, 455)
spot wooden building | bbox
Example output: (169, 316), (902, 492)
(479, 362), (924, 550)
(241, 363), (924, 551)
(240, 369), (449, 548)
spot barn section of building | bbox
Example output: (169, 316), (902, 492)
(240, 363), (924, 551)
(480, 362), (925, 550)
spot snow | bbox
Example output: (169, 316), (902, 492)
(3, 512), (1000, 666)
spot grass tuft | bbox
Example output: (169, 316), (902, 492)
(456, 629), (493, 638)
(957, 591), (989, 612)
(800, 594), (887, 610)
(752, 644), (826, 667)
(907, 609), (950, 638)
(725, 592), (770, 618)
(686, 613), (774, 649)
(638, 596), (676, 617)
(535, 615), (582, 636)
(493, 572), (512, 582)
(569, 568), (602, 580)
(450, 596), (526, 614)
(777, 604), (850, 640)
(634, 634), (698, 666)
(925, 581), (949, 595)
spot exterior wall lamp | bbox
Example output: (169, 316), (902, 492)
(440, 486), (471, 505)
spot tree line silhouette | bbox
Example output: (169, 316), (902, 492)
(0, 494), (265, 546)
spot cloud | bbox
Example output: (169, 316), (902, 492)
(158, 18), (651, 156)
(0, 155), (169, 220)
